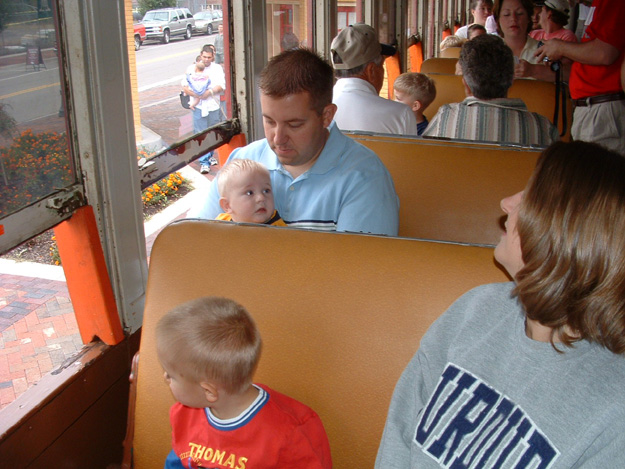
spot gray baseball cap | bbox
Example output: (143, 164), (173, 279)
(330, 24), (396, 70)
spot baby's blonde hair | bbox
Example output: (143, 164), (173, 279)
(217, 159), (270, 197)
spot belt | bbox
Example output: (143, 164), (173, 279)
(572, 92), (625, 107)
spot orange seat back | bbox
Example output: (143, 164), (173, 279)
(349, 134), (540, 245)
(420, 57), (458, 75)
(132, 220), (509, 468)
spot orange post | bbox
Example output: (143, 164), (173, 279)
(409, 42), (424, 72)
(385, 53), (401, 100)
(218, 133), (247, 166)
(54, 205), (124, 345)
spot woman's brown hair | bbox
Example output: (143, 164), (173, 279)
(514, 141), (625, 354)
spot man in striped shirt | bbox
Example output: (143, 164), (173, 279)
(423, 34), (559, 147)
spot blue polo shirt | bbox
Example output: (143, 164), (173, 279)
(192, 122), (399, 236)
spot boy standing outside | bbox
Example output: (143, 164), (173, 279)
(393, 73), (437, 136)
(156, 297), (332, 468)
(216, 159), (286, 226)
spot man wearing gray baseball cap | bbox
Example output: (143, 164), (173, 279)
(330, 24), (419, 137)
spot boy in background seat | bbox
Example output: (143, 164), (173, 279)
(393, 73), (437, 136)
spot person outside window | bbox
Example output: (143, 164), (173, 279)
(183, 45), (226, 174)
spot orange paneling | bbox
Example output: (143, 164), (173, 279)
(218, 133), (247, 166)
(54, 206), (124, 345)
(385, 54), (401, 100)
(409, 42), (424, 73)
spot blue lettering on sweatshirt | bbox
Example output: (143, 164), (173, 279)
(415, 363), (559, 468)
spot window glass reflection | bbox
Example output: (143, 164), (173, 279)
(0, 2), (74, 219)
(266, 1), (312, 59)
(132, 2), (230, 161)
(338, 1), (363, 33)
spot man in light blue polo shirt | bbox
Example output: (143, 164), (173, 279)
(191, 48), (399, 236)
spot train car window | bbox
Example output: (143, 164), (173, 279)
(132, 2), (238, 191)
(337, 1), (364, 32)
(266, 2), (312, 59)
(0, 2), (82, 253)
(375, 0), (398, 46)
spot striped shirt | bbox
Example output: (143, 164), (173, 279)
(423, 97), (559, 147)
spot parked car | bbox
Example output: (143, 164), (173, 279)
(193, 10), (222, 36)
(133, 22), (146, 50)
(141, 8), (195, 44)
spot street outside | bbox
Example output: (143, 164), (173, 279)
(0, 17), (216, 145)
(0, 27), (219, 409)
(0, 30), (219, 151)
(136, 34), (222, 148)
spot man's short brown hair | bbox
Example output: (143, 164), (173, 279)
(259, 48), (334, 115)
(156, 297), (262, 393)
(514, 141), (625, 354)
(201, 44), (215, 57)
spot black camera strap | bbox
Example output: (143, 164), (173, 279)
(539, 40), (568, 137)
(551, 62), (567, 137)
(554, 68), (560, 126)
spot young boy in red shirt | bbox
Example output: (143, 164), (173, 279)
(156, 297), (332, 468)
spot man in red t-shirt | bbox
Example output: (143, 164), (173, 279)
(536, 0), (625, 155)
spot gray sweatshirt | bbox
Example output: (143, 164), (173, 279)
(375, 282), (625, 468)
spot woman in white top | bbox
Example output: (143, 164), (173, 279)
(456, 0), (494, 39)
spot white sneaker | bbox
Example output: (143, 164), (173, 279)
(208, 156), (218, 166)
(200, 164), (210, 174)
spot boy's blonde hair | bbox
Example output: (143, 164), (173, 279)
(195, 61), (206, 72)
(217, 159), (270, 197)
(439, 35), (466, 51)
(156, 297), (262, 394)
(394, 73), (437, 109)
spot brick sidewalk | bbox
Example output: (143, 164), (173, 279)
(0, 275), (78, 408)
(0, 229), (163, 410)
(0, 162), (213, 410)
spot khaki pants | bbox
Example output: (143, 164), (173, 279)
(572, 100), (625, 156)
